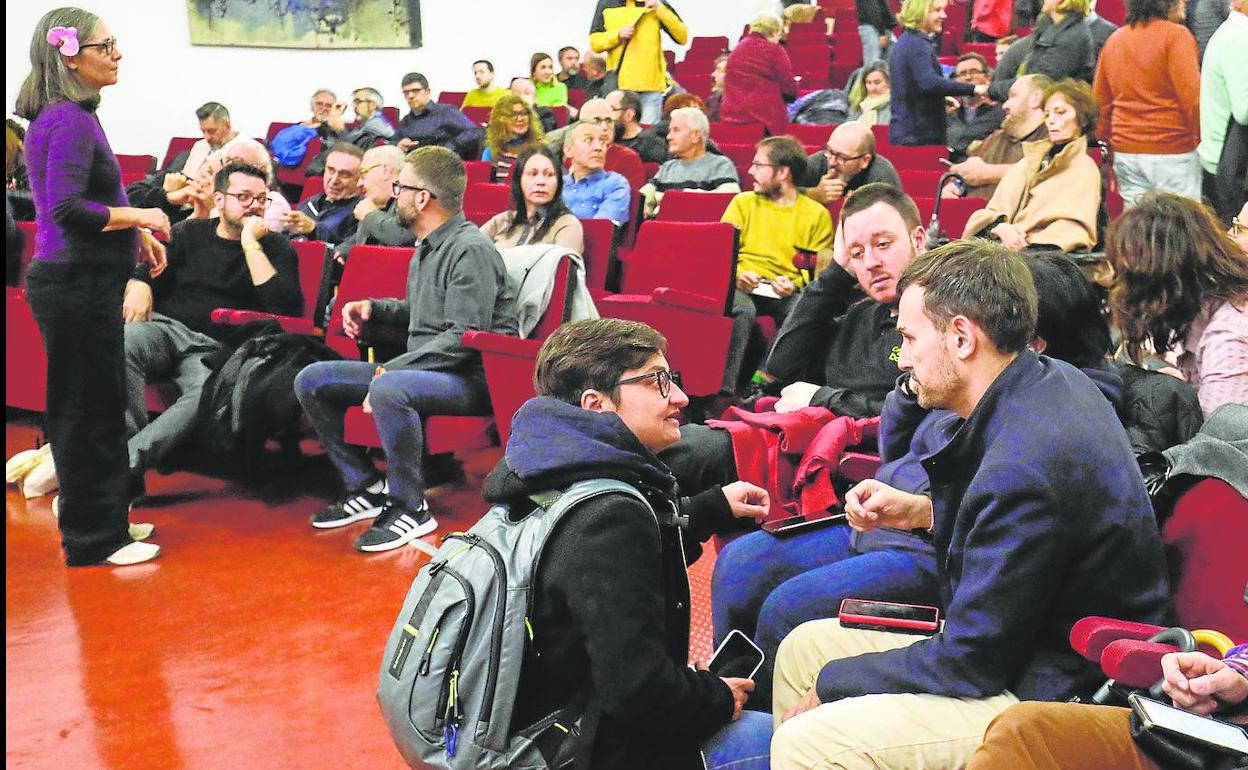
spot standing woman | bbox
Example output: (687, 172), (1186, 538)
(15, 8), (170, 566)
(719, 13), (797, 136)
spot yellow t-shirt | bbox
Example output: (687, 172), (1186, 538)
(721, 192), (833, 285)
(462, 87), (507, 108)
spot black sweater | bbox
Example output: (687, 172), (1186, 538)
(765, 261), (903, 418)
(141, 217), (301, 338)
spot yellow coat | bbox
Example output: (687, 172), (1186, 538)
(962, 134), (1101, 253)
(590, 0), (687, 93)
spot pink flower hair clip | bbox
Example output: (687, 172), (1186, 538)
(46, 26), (80, 57)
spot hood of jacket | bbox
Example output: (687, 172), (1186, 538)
(483, 396), (678, 504)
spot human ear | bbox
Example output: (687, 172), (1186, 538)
(580, 389), (615, 413)
(948, 315), (978, 360)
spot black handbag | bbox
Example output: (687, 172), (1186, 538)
(1214, 114), (1248, 220)
(1129, 709), (1248, 770)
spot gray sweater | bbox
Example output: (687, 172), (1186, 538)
(370, 212), (518, 372)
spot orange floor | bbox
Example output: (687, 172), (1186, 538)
(5, 415), (717, 770)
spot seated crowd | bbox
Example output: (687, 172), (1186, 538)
(6, 0), (1247, 768)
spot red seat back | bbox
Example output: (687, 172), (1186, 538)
(784, 123), (837, 149)
(463, 106), (491, 126)
(438, 91), (468, 106)
(620, 221), (737, 312)
(298, 176), (326, 206)
(718, 142), (759, 166)
(681, 74), (714, 100)
(1163, 478), (1248, 639)
(464, 183), (511, 222)
(579, 217), (616, 293)
(885, 145), (949, 173)
(115, 154), (156, 174)
(325, 245), (412, 359)
(464, 161), (492, 185)
(162, 137), (199, 170)
(709, 122), (765, 144)
(655, 191), (737, 222)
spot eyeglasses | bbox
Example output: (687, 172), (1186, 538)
(222, 191), (271, 208)
(80, 37), (118, 56)
(508, 111), (531, 121)
(352, 98), (375, 104)
(955, 69), (986, 80)
(1232, 217), (1244, 236)
(615, 369), (682, 398)
(748, 160), (774, 168)
(402, 87), (427, 96)
(393, 181), (437, 199)
(825, 149), (867, 163)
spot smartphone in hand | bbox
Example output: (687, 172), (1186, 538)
(709, 630), (765, 680)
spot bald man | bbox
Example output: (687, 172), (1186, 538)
(799, 122), (902, 205)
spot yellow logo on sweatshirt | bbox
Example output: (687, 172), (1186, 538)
(889, 346), (901, 363)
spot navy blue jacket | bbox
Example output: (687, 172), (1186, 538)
(817, 351), (1172, 703)
(888, 29), (977, 146)
(395, 103), (484, 160)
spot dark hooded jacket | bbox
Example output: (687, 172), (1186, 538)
(486, 397), (736, 770)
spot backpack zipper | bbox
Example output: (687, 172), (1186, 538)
(434, 566), (476, 729)
(444, 533), (508, 724)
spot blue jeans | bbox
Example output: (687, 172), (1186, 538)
(1113, 151), (1203, 208)
(703, 709), (773, 770)
(712, 525), (938, 707)
(293, 361), (489, 510)
(637, 90), (665, 124)
(859, 24), (882, 67)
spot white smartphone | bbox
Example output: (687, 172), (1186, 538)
(708, 630), (765, 680)
(751, 281), (781, 300)
(1129, 693), (1248, 756)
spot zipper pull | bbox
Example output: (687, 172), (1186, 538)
(445, 722), (459, 758)
(417, 626), (439, 676)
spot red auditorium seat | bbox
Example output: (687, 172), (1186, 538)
(115, 154), (156, 175)
(598, 221), (738, 396)
(382, 106), (400, 127)
(463, 182), (510, 225)
(883, 145), (949, 173)
(298, 176), (325, 206)
(871, 124), (890, 147)
(784, 123), (837, 148)
(550, 105), (570, 128)
(680, 74), (714, 100)
(579, 217), (617, 294)
(568, 89), (586, 110)
(958, 42), (998, 67)
(655, 191), (737, 222)
(6, 287), (47, 412)
(786, 23), (827, 44)
(464, 161), (492, 185)
(687, 35), (730, 56)
(718, 142), (760, 166)
(923, 196), (988, 239)
(710, 122), (766, 145)
(161, 137), (198, 171)
(275, 135), (323, 198)
(463, 106), (491, 126)
(209, 240), (329, 335)
(437, 91), (468, 106)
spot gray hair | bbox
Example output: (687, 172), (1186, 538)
(563, 121), (598, 149)
(354, 86), (384, 108)
(196, 101), (230, 122)
(225, 137), (273, 177)
(363, 144), (404, 173)
(670, 107), (709, 142)
(15, 7), (104, 120)
(406, 146), (466, 213)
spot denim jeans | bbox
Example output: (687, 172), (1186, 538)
(293, 361), (489, 510)
(712, 524), (938, 708)
(637, 90), (665, 124)
(703, 709), (773, 770)
(859, 24), (882, 67)
(1113, 151), (1202, 207)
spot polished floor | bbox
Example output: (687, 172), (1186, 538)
(5, 415), (719, 769)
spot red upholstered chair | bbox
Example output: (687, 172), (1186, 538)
(382, 106), (400, 127)
(786, 23), (827, 44)
(597, 221), (738, 396)
(1097, 0), (1126, 24)
(567, 89), (586, 110)
(719, 142), (760, 167)
(784, 123), (838, 148)
(464, 161), (492, 185)
(664, 49), (677, 71)
(871, 124), (890, 147)
(275, 136), (323, 198)
(884, 145), (949, 173)
(115, 154), (156, 174)
(930, 196), (988, 240)
(709, 122), (766, 145)
(464, 182), (511, 225)
(438, 91), (468, 106)
(297, 176), (326, 207)
(209, 240), (329, 335)
(463, 106), (492, 126)
(550, 106), (570, 128)
(958, 42), (997, 67)
(161, 137), (198, 170)
(579, 217), (616, 294)
(687, 35), (730, 56)
(6, 288), (47, 411)
(681, 74), (714, 101)
(655, 191), (738, 222)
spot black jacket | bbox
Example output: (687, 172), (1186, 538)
(486, 397), (736, 770)
(1115, 362), (1205, 455)
(988, 13), (1095, 102)
(856, 0), (898, 34)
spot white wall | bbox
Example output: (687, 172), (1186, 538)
(5, 1), (773, 156)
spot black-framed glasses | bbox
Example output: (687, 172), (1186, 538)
(392, 181), (437, 199)
(748, 160), (774, 169)
(80, 37), (118, 56)
(508, 110), (531, 121)
(954, 69), (986, 80)
(222, 191), (271, 208)
(825, 149), (866, 163)
(615, 369), (682, 398)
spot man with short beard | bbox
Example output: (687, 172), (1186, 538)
(719, 136), (833, 394)
(799, 122), (902, 206)
(119, 162), (302, 498)
(943, 74), (1052, 200)
(556, 46), (591, 91)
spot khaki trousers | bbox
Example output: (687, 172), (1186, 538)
(965, 703), (1162, 770)
(771, 620), (1019, 770)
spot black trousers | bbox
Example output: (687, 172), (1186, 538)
(25, 260), (133, 565)
(1203, 169), (1246, 225)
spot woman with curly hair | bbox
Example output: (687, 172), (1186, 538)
(1107, 192), (1248, 416)
(481, 93), (545, 182)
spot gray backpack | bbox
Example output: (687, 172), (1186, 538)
(378, 478), (654, 769)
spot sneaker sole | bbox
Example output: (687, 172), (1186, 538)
(357, 515), (437, 553)
(310, 504), (385, 529)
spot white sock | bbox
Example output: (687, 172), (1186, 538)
(367, 479), (387, 494)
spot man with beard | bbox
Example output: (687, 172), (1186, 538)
(556, 46), (592, 91)
(799, 122), (902, 206)
(120, 162), (302, 499)
(719, 136), (833, 394)
(284, 142), (364, 245)
(295, 147), (517, 553)
(943, 74), (1052, 200)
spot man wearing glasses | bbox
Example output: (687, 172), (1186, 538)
(341, 86), (396, 149)
(296, 147), (518, 553)
(285, 142), (364, 246)
(394, 72), (483, 160)
(119, 162), (302, 501)
(799, 122), (901, 206)
(945, 53), (1004, 155)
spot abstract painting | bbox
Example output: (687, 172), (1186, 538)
(187, 0), (422, 49)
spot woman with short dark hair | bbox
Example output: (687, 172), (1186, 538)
(15, 7), (170, 566)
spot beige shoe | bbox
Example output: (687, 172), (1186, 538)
(51, 496), (156, 541)
(104, 541), (161, 566)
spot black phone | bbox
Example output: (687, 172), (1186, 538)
(1129, 693), (1248, 756)
(762, 511), (846, 536)
(708, 630), (765, 680)
(838, 598), (941, 635)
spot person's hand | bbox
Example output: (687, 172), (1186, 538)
(721, 678), (755, 721)
(950, 156), (992, 186)
(940, 181), (964, 199)
(342, 299), (373, 339)
(619, 24), (636, 40)
(398, 137), (417, 151)
(736, 271), (762, 293)
(283, 210), (316, 235)
(721, 481), (769, 522)
(136, 208), (171, 238)
(991, 222), (1029, 251)
(138, 228), (168, 278)
(780, 686), (821, 724)
(774, 381), (822, 413)
(241, 215), (269, 244)
(166, 185), (195, 206)
(818, 175), (847, 203)
(162, 172), (189, 193)
(845, 478), (934, 532)
(1162, 651), (1248, 715)
(945, 96), (961, 114)
(354, 196), (378, 221)
(361, 392), (373, 414)
(831, 225), (850, 269)
(973, 83), (990, 98)
(121, 279), (154, 324)
(771, 275), (797, 298)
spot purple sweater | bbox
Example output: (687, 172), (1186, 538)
(25, 100), (136, 266)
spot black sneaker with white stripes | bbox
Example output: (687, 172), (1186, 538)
(354, 502), (436, 552)
(311, 484), (388, 529)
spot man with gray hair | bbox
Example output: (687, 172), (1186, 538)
(641, 107), (740, 217)
(295, 146), (518, 553)
(562, 120), (633, 225)
(183, 101), (242, 178)
(343, 86), (396, 149)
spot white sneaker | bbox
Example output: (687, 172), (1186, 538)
(52, 496), (156, 541)
(104, 541), (161, 566)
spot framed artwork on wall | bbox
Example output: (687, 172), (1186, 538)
(187, 0), (422, 49)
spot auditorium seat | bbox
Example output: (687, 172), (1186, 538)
(464, 160), (492, 185)
(655, 190), (737, 222)
(161, 136), (198, 170)
(437, 91), (468, 106)
(210, 240), (329, 335)
(298, 177), (325, 206)
(709, 122), (765, 145)
(784, 123), (837, 148)
(463, 182), (510, 224)
(579, 217), (616, 294)
(116, 154), (157, 175)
